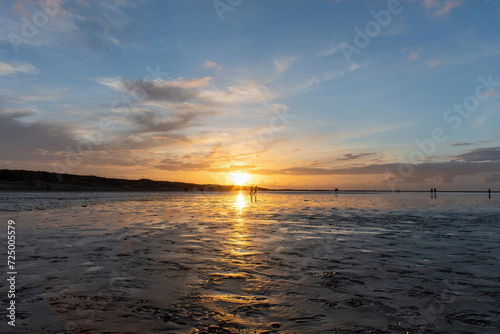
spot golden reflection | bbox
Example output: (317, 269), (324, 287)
(234, 193), (247, 212)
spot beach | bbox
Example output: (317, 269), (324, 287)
(1, 192), (499, 333)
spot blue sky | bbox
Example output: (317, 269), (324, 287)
(0, 0), (499, 190)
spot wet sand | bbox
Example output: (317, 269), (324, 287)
(1, 192), (499, 333)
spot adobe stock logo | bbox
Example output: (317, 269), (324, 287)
(8, 0), (71, 53)
(213, 0), (244, 21)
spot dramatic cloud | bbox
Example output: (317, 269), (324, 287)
(0, 61), (37, 75)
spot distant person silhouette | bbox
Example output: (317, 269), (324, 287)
(488, 188), (491, 199)
(249, 185), (257, 202)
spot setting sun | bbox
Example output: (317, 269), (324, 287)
(230, 172), (251, 186)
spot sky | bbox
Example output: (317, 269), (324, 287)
(0, 0), (499, 190)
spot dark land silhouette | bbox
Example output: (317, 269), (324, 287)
(0, 169), (265, 192)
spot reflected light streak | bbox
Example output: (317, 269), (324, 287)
(234, 193), (247, 212)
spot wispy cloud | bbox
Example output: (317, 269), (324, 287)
(337, 153), (376, 161)
(408, 50), (420, 61)
(452, 142), (475, 147)
(301, 70), (346, 89)
(423, 0), (465, 17)
(0, 61), (37, 75)
(200, 81), (276, 104)
(480, 91), (497, 97)
(203, 60), (218, 69)
(100, 77), (211, 103)
(318, 42), (340, 57)
(426, 58), (443, 68)
(274, 55), (298, 74)
(1, 0), (139, 52)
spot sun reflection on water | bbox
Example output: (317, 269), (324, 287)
(234, 192), (247, 212)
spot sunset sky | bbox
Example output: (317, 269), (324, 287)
(0, 0), (499, 190)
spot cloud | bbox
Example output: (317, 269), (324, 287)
(274, 55), (297, 74)
(203, 60), (217, 68)
(338, 153), (376, 161)
(272, 161), (499, 184)
(200, 81), (276, 104)
(156, 158), (210, 171)
(302, 70), (346, 89)
(122, 80), (199, 103)
(318, 43), (340, 57)
(0, 61), (37, 75)
(454, 147), (500, 162)
(408, 51), (419, 61)
(1, 108), (37, 118)
(130, 109), (196, 133)
(0, 110), (78, 155)
(382, 23), (406, 36)
(18, 87), (66, 102)
(480, 91), (497, 97)
(1, 1), (139, 53)
(423, 0), (465, 16)
(426, 58), (443, 68)
(452, 142), (475, 147)
(101, 76), (274, 106)
(100, 77), (203, 103)
(481, 173), (500, 183)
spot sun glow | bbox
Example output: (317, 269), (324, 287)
(230, 172), (251, 186)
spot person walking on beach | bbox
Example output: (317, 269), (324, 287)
(249, 185), (257, 202)
(488, 188), (491, 199)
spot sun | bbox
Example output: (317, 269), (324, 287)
(230, 172), (251, 186)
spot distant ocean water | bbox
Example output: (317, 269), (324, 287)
(0, 190), (498, 213)
(1, 191), (499, 332)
